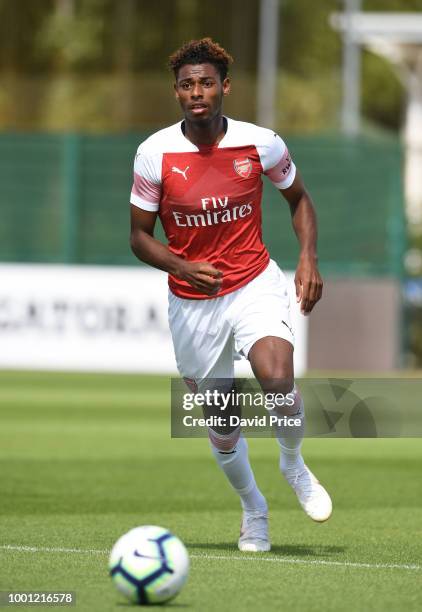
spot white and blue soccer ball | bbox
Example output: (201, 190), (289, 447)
(109, 525), (189, 605)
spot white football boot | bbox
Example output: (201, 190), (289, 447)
(282, 459), (332, 522)
(238, 509), (271, 552)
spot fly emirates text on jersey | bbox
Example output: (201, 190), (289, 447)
(172, 196), (253, 228)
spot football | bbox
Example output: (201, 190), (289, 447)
(109, 525), (189, 605)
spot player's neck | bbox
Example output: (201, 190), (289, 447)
(182, 115), (227, 147)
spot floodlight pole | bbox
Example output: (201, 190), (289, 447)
(257, 0), (280, 129)
(401, 62), (422, 227)
(341, 0), (362, 136)
(331, 11), (422, 226)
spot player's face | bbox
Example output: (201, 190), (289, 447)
(174, 63), (230, 123)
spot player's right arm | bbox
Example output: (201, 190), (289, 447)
(130, 141), (222, 296)
(130, 205), (222, 297)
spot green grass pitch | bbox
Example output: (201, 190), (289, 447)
(0, 370), (421, 611)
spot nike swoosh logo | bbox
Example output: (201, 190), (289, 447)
(134, 550), (164, 560)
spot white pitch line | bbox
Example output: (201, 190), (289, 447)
(193, 552), (422, 571)
(0, 545), (420, 572)
(0, 545), (109, 555)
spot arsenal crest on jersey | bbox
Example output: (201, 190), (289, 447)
(233, 157), (252, 179)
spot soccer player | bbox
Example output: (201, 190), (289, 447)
(130, 38), (332, 552)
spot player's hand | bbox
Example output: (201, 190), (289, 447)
(178, 261), (223, 296)
(295, 254), (323, 315)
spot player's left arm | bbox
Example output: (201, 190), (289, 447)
(280, 172), (323, 314)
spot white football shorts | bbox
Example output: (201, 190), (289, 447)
(168, 259), (294, 384)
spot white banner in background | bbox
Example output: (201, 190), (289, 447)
(0, 264), (307, 375)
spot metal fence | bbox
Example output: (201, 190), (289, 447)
(0, 131), (406, 277)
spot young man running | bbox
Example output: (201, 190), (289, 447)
(130, 38), (332, 552)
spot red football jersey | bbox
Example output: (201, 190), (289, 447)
(130, 117), (296, 299)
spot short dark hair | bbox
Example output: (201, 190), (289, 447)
(169, 37), (233, 81)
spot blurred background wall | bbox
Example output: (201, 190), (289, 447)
(1, 0), (421, 372)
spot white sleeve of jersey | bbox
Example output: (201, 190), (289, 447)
(130, 143), (162, 212)
(258, 132), (296, 190)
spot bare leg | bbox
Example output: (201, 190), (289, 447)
(248, 335), (304, 466)
(248, 336), (332, 522)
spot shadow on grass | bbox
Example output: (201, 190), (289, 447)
(116, 603), (190, 608)
(188, 542), (345, 557)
